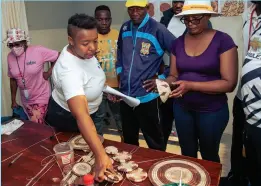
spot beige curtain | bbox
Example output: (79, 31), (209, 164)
(1, 0), (29, 116)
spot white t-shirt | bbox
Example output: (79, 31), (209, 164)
(167, 16), (186, 38)
(240, 24), (261, 128)
(52, 45), (106, 114)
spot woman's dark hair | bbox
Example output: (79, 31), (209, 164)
(67, 13), (97, 37)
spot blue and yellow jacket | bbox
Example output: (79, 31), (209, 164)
(116, 14), (176, 103)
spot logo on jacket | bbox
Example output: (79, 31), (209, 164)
(140, 42), (151, 56)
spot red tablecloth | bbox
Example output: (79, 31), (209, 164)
(1, 121), (222, 186)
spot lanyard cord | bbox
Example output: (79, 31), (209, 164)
(15, 51), (27, 88)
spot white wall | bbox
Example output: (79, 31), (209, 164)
(26, 1), (127, 50)
(25, 2), (244, 135)
(29, 29), (67, 51)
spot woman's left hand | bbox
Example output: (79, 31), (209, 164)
(169, 80), (192, 98)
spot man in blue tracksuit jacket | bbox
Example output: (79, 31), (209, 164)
(116, 0), (176, 151)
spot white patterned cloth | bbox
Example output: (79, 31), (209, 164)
(240, 22), (261, 128)
(2, 119), (24, 135)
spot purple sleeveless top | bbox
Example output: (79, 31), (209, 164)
(171, 30), (237, 112)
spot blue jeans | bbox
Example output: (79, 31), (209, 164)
(173, 103), (229, 162)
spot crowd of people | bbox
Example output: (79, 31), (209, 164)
(4, 0), (261, 185)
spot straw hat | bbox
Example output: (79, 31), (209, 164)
(3, 28), (30, 44)
(125, 0), (148, 8)
(175, 0), (220, 17)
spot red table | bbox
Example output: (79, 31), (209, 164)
(1, 121), (222, 186)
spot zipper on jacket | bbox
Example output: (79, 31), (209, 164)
(127, 14), (149, 96)
(128, 30), (137, 96)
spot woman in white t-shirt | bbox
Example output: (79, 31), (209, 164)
(45, 14), (112, 182)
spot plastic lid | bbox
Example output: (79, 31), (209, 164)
(83, 174), (94, 184)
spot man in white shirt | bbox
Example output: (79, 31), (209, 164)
(228, 2), (261, 186)
(160, 0), (186, 38)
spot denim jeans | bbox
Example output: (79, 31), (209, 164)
(173, 103), (229, 162)
(45, 97), (104, 135)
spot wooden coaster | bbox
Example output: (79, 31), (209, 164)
(117, 161), (138, 173)
(112, 151), (132, 163)
(71, 162), (92, 177)
(105, 146), (118, 155)
(126, 168), (148, 183)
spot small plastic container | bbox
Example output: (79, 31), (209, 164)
(53, 142), (74, 171)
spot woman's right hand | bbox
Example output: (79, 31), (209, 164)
(67, 96), (114, 182)
(93, 153), (113, 182)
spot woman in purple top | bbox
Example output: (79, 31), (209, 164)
(166, 1), (238, 163)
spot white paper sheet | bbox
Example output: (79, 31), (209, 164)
(103, 86), (140, 107)
(2, 119), (24, 135)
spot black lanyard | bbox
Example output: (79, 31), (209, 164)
(15, 52), (27, 88)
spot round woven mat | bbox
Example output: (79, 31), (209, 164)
(69, 135), (104, 150)
(148, 159), (211, 186)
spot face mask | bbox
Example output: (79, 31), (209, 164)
(11, 46), (25, 57)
